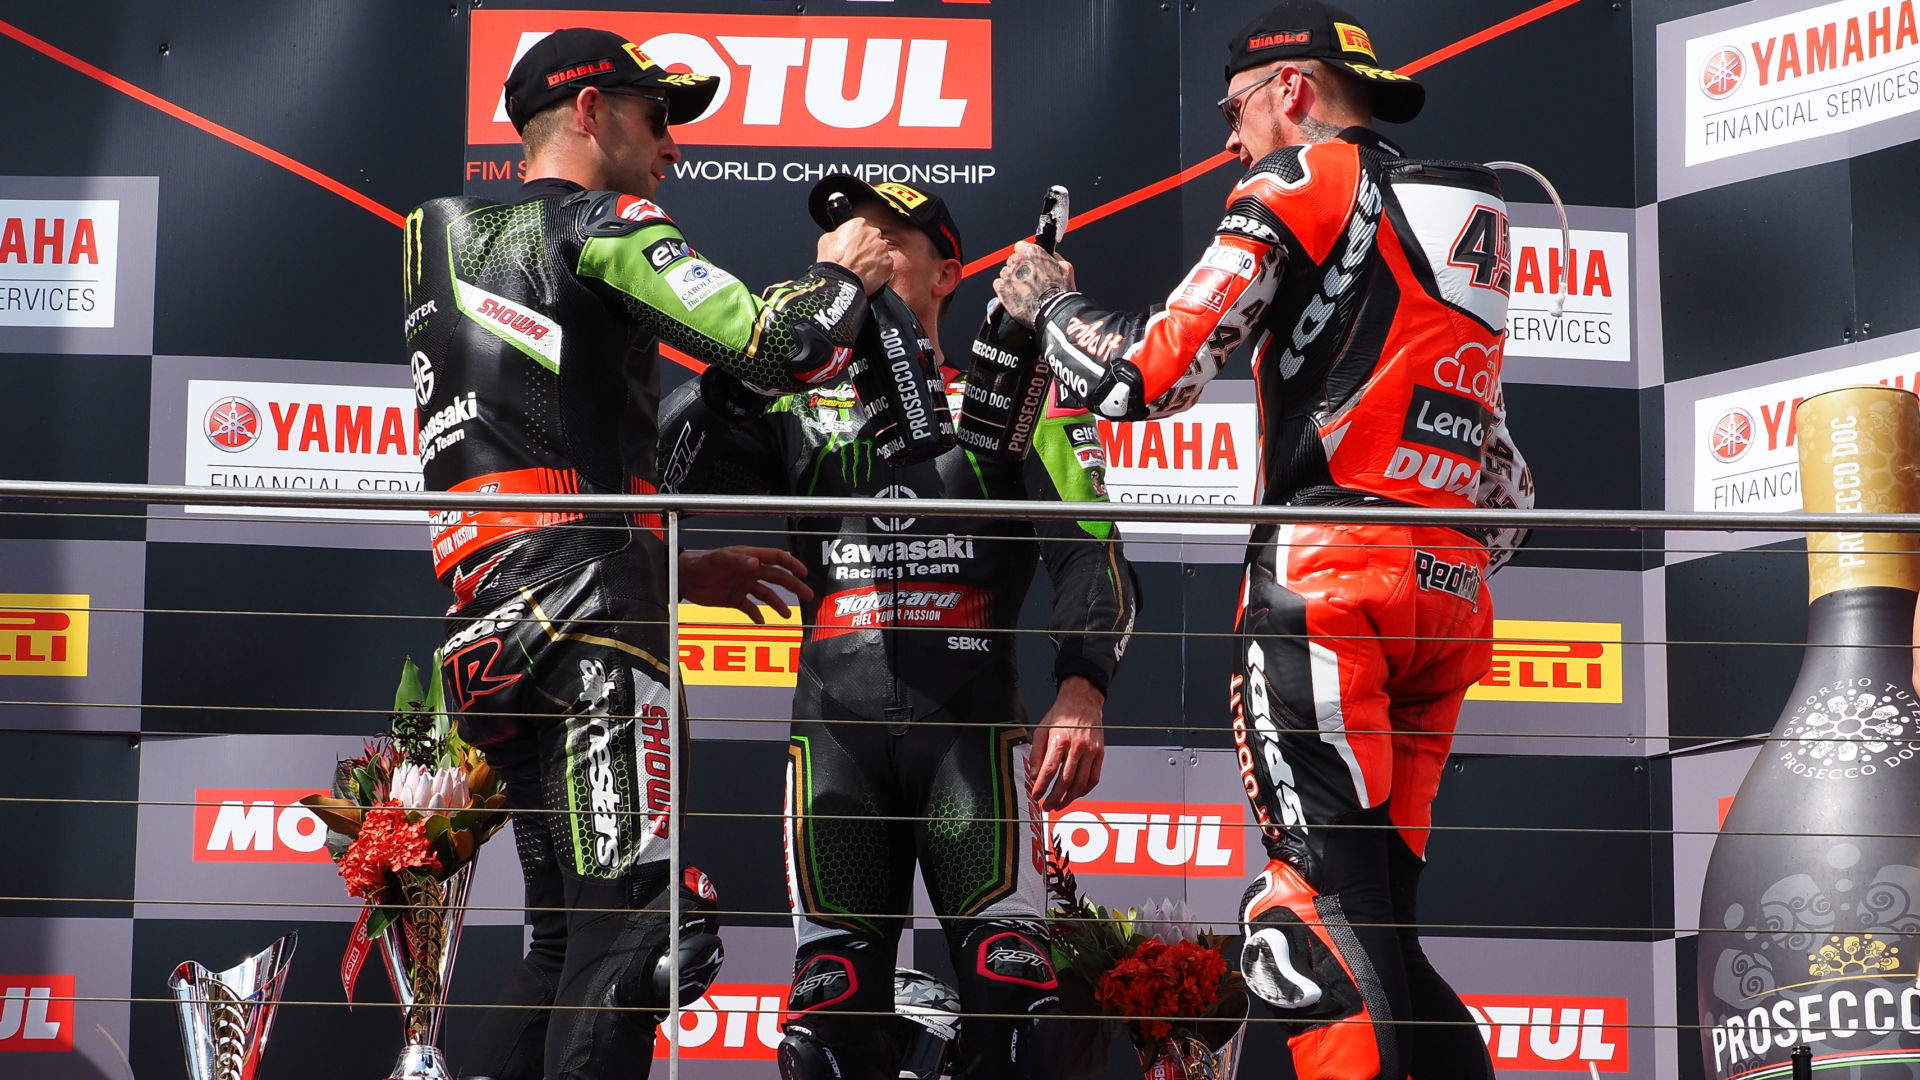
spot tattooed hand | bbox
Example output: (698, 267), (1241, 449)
(993, 241), (1076, 328)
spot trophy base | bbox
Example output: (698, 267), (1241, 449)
(387, 1044), (454, 1080)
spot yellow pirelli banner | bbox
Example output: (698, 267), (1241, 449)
(1466, 619), (1623, 704)
(677, 604), (802, 688)
(0, 593), (90, 677)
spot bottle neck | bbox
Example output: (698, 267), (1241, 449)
(1801, 585), (1917, 648)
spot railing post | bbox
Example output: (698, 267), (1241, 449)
(667, 508), (682, 1080)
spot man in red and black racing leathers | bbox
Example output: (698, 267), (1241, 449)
(404, 28), (894, 1080)
(992, 4), (1533, 1077)
(658, 177), (1140, 1080)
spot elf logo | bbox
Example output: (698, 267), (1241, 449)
(0, 977), (73, 1051)
(1042, 800), (1246, 878)
(193, 789), (331, 863)
(470, 12), (993, 149)
(1460, 994), (1628, 1072)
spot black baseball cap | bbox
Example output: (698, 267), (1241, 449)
(806, 176), (964, 265)
(504, 28), (721, 134)
(1225, 2), (1425, 124)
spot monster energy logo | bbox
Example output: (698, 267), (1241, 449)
(403, 208), (425, 305)
(832, 436), (878, 485)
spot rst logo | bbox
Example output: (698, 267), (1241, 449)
(1466, 620), (1623, 705)
(469, 13), (992, 149)
(1043, 801), (1245, 878)
(0, 976), (74, 1051)
(192, 789), (332, 864)
(0, 595), (89, 677)
(679, 604), (802, 689)
(652, 982), (786, 1060)
(1460, 994), (1628, 1072)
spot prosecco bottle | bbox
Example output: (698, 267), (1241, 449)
(1697, 385), (1920, 1078)
(956, 186), (1068, 461)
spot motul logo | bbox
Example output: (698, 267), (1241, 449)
(1460, 994), (1628, 1072)
(0, 217), (100, 265)
(0, 977), (74, 1051)
(192, 789), (331, 864)
(470, 12), (993, 148)
(1043, 801), (1245, 878)
(652, 982), (786, 1060)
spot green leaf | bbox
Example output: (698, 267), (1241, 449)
(422, 814), (451, 841)
(352, 766), (379, 805)
(393, 656), (426, 718)
(364, 904), (399, 941)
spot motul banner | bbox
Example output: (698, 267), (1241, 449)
(468, 10), (992, 149)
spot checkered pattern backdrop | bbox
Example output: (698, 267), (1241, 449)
(0, 1), (1910, 1077)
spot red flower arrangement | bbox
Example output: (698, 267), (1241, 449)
(1094, 938), (1231, 1040)
(337, 802), (439, 900)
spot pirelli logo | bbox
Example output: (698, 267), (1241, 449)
(1466, 620), (1622, 704)
(677, 604), (801, 688)
(0, 594), (89, 677)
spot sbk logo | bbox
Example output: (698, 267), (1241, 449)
(0, 976), (74, 1051)
(1461, 994), (1628, 1072)
(469, 12), (993, 149)
(193, 789), (331, 863)
(1042, 800), (1246, 878)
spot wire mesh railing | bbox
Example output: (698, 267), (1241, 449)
(1, 479), (1914, 1077)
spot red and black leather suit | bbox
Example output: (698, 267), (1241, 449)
(1034, 128), (1533, 1079)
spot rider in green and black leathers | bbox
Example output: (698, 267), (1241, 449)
(659, 177), (1140, 1080)
(408, 29), (897, 1080)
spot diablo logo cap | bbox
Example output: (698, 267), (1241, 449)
(504, 27), (720, 134)
(806, 175), (964, 264)
(1225, 1), (1425, 124)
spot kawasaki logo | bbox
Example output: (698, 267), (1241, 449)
(820, 535), (975, 565)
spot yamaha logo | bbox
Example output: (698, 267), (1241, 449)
(1708, 408), (1755, 464)
(871, 484), (917, 532)
(1700, 45), (1745, 100)
(204, 396), (261, 453)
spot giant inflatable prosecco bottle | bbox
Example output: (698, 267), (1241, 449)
(1697, 385), (1920, 1078)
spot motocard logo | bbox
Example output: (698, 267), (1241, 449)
(1043, 800), (1245, 878)
(1504, 227), (1631, 364)
(192, 789), (331, 863)
(678, 603), (801, 689)
(0, 595), (89, 677)
(1684, 0), (1920, 166)
(470, 12), (992, 149)
(652, 982), (787, 1060)
(182, 378), (426, 524)
(1466, 620), (1623, 704)
(0, 976), (74, 1051)
(1461, 994), (1628, 1072)
(1691, 349), (1920, 512)
(0, 199), (119, 329)
(1098, 402), (1258, 540)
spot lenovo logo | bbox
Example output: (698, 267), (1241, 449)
(1043, 801), (1245, 878)
(192, 789), (331, 864)
(1461, 994), (1628, 1072)
(471, 13), (992, 148)
(0, 977), (73, 1051)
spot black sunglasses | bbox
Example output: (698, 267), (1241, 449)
(601, 87), (671, 139)
(1216, 64), (1311, 132)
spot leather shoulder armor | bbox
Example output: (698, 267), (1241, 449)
(570, 190), (679, 240)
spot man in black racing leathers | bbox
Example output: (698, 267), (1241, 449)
(404, 29), (894, 1080)
(658, 177), (1141, 1080)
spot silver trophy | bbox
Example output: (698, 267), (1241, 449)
(379, 859), (477, 1080)
(168, 932), (298, 1080)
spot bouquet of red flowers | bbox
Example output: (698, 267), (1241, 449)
(298, 655), (508, 945)
(1046, 840), (1249, 1080)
